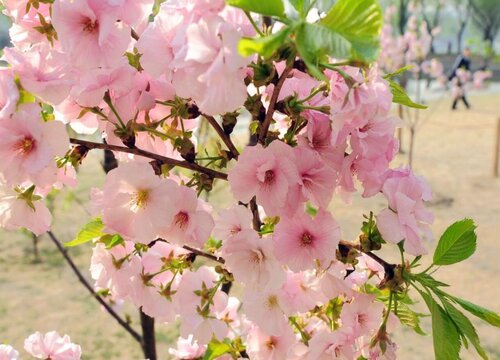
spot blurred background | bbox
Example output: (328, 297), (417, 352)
(0, 1), (499, 359)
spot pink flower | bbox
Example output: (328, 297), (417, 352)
(0, 344), (19, 360)
(306, 328), (355, 360)
(94, 162), (178, 243)
(280, 271), (325, 315)
(246, 325), (297, 360)
(24, 331), (82, 360)
(213, 205), (253, 241)
(221, 229), (285, 291)
(0, 182), (52, 235)
(172, 15), (249, 115)
(52, 0), (131, 70)
(340, 294), (383, 336)
(3, 45), (71, 105)
(228, 141), (300, 216)
(136, 6), (184, 77)
(273, 210), (341, 271)
(159, 184), (214, 248)
(0, 69), (19, 118)
(70, 64), (135, 107)
(168, 335), (206, 360)
(376, 168), (434, 256)
(0, 104), (69, 187)
(289, 146), (337, 209)
(243, 288), (288, 336)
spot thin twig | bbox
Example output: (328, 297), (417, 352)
(183, 244), (225, 264)
(47, 231), (143, 344)
(69, 138), (228, 180)
(258, 62), (293, 143)
(203, 115), (240, 159)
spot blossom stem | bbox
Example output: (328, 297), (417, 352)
(46, 231), (143, 344)
(69, 138), (228, 180)
(202, 114), (240, 159)
(244, 11), (265, 37)
(258, 61), (294, 143)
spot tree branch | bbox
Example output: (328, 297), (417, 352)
(258, 62), (293, 143)
(203, 115), (240, 160)
(47, 231), (143, 344)
(182, 244), (225, 264)
(69, 138), (228, 180)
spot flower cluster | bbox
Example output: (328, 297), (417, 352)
(0, 0), (468, 359)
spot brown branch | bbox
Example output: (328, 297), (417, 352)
(203, 114), (240, 160)
(131, 28), (140, 41)
(47, 231), (143, 344)
(258, 62), (293, 143)
(183, 244), (225, 264)
(69, 138), (228, 180)
(339, 240), (396, 276)
(249, 197), (262, 231)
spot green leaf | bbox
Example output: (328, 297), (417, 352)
(65, 218), (104, 247)
(295, 22), (351, 79)
(433, 219), (477, 265)
(388, 79), (428, 109)
(392, 300), (426, 335)
(202, 339), (232, 360)
(101, 234), (124, 249)
(421, 292), (461, 360)
(238, 27), (292, 58)
(442, 299), (488, 360)
(447, 295), (500, 328)
(383, 65), (414, 80)
(226, 0), (285, 17)
(415, 273), (449, 288)
(319, 0), (383, 62)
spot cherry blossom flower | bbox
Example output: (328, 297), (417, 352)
(0, 344), (19, 360)
(340, 294), (384, 336)
(306, 327), (355, 360)
(243, 288), (288, 336)
(377, 168), (434, 255)
(3, 45), (72, 105)
(24, 331), (82, 360)
(273, 210), (341, 271)
(52, 0), (131, 70)
(246, 325), (297, 360)
(168, 335), (206, 360)
(222, 229), (285, 291)
(228, 141), (300, 216)
(159, 184), (214, 248)
(93, 162), (178, 244)
(213, 205), (253, 241)
(0, 104), (69, 187)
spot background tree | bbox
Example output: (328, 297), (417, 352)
(469, 0), (500, 65)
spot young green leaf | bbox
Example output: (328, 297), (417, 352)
(382, 65), (414, 80)
(421, 292), (461, 360)
(433, 219), (477, 265)
(226, 0), (285, 17)
(392, 300), (426, 335)
(238, 27), (292, 58)
(65, 218), (104, 247)
(446, 295), (500, 328)
(441, 299), (488, 360)
(202, 339), (232, 360)
(319, 0), (383, 62)
(414, 273), (449, 288)
(387, 79), (428, 109)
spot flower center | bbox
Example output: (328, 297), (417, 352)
(264, 170), (275, 185)
(300, 231), (314, 247)
(14, 136), (35, 155)
(265, 337), (277, 349)
(82, 18), (98, 33)
(250, 249), (264, 264)
(174, 211), (189, 230)
(266, 295), (278, 309)
(132, 189), (150, 210)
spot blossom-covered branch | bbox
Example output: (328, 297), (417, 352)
(69, 138), (228, 180)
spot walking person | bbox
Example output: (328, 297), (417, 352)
(449, 47), (472, 110)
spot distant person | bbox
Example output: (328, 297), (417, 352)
(449, 47), (472, 110)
